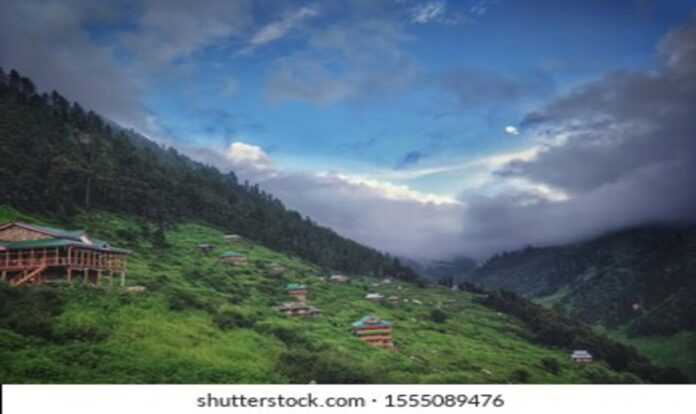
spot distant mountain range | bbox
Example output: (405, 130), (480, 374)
(462, 225), (696, 337)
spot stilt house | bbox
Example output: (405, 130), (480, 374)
(0, 222), (128, 287)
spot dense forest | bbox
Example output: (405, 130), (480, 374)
(0, 67), (417, 281)
(466, 225), (696, 337)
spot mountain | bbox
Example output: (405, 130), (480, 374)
(0, 68), (416, 282)
(467, 225), (696, 379)
(405, 256), (478, 285)
(470, 225), (696, 334)
(0, 205), (685, 383)
(0, 68), (688, 384)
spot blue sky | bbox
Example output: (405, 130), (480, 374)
(2, 0), (696, 259)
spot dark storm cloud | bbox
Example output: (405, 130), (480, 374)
(454, 14), (696, 257)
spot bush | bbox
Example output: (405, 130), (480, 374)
(214, 308), (256, 330)
(429, 309), (448, 324)
(540, 357), (562, 375)
(510, 368), (530, 383)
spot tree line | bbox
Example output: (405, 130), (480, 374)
(0, 67), (418, 281)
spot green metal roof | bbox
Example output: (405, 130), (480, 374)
(352, 316), (392, 328)
(285, 283), (306, 290)
(0, 238), (128, 253)
(219, 251), (243, 258)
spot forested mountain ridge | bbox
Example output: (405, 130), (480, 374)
(0, 68), (417, 281)
(468, 225), (696, 337)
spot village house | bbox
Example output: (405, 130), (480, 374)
(224, 234), (243, 243)
(0, 221), (128, 287)
(352, 315), (394, 348)
(329, 274), (350, 283)
(267, 263), (286, 275)
(276, 302), (321, 317)
(218, 251), (248, 265)
(197, 243), (214, 253)
(365, 293), (384, 302)
(286, 283), (308, 302)
(571, 350), (593, 363)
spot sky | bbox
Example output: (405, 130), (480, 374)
(2, 0), (696, 261)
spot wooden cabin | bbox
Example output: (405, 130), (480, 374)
(267, 263), (286, 275)
(276, 302), (321, 317)
(285, 283), (308, 302)
(329, 274), (350, 283)
(218, 251), (248, 265)
(365, 293), (384, 302)
(224, 234), (243, 243)
(352, 316), (394, 348)
(197, 243), (214, 253)
(0, 221), (128, 287)
(571, 350), (593, 363)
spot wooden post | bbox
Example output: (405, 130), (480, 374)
(83, 269), (88, 283)
(1, 270), (6, 281)
(96, 270), (102, 286)
(67, 267), (72, 283)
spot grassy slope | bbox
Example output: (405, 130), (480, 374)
(537, 291), (696, 382)
(0, 205), (639, 383)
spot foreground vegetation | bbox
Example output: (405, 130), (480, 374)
(0, 206), (675, 384)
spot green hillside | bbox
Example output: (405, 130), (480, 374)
(0, 205), (674, 384)
(467, 226), (696, 380)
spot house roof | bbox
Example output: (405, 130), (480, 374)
(285, 283), (306, 290)
(0, 222), (128, 253)
(219, 251), (243, 258)
(365, 293), (384, 299)
(0, 221), (86, 241)
(352, 315), (392, 328)
(571, 350), (592, 358)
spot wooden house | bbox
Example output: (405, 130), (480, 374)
(218, 251), (248, 265)
(197, 243), (214, 253)
(571, 350), (593, 363)
(0, 221), (128, 287)
(352, 316), (394, 348)
(276, 302), (321, 317)
(267, 263), (286, 275)
(365, 293), (384, 302)
(329, 274), (350, 283)
(285, 283), (308, 301)
(224, 234), (243, 243)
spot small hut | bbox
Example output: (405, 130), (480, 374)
(219, 251), (248, 265)
(286, 283), (308, 301)
(224, 234), (243, 243)
(329, 274), (350, 283)
(365, 293), (384, 302)
(276, 302), (321, 317)
(267, 263), (286, 275)
(352, 316), (394, 348)
(197, 243), (214, 253)
(571, 350), (593, 363)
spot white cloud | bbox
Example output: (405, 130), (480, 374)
(504, 125), (519, 135)
(238, 5), (318, 55)
(225, 141), (276, 172)
(410, 1), (446, 24)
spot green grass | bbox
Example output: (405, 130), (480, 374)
(0, 206), (646, 383)
(598, 328), (696, 382)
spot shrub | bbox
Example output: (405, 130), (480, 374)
(540, 357), (562, 375)
(214, 308), (256, 330)
(510, 368), (530, 383)
(429, 309), (448, 324)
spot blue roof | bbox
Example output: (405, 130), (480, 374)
(352, 316), (392, 328)
(219, 251), (243, 257)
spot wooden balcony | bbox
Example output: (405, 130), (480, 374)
(0, 247), (126, 272)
